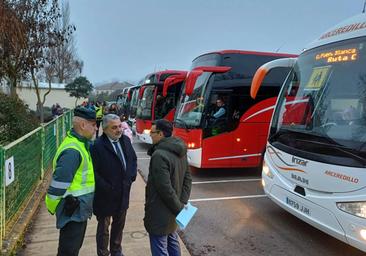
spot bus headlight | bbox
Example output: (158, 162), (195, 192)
(143, 129), (150, 135)
(261, 179), (266, 187)
(360, 230), (366, 240)
(336, 202), (366, 219)
(262, 161), (274, 179)
(187, 142), (196, 149)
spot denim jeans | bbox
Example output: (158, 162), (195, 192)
(149, 231), (181, 256)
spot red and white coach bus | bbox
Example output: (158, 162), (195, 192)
(173, 50), (297, 168)
(127, 85), (142, 133)
(117, 85), (141, 121)
(251, 13), (366, 251)
(136, 70), (187, 144)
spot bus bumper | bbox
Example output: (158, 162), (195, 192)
(263, 158), (366, 252)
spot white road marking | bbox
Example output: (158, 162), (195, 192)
(138, 157), (150, 160)
(189, 194), (266, 202)
(192, 178), (261, 185)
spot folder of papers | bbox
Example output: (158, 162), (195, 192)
(176, 202), (197, 230)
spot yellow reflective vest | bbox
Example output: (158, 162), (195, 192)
(96, 106), (103, 119)
(45, 132), (95, 215)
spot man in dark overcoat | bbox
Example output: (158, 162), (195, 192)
(91, 114), (137, 256)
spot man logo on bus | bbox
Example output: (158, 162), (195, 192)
(291, 174), (309, 185)
(292, 156), (308, 166)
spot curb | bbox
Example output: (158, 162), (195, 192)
(1, 170), (52, 255)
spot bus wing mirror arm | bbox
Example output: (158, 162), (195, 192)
(250, 57), (297, 99)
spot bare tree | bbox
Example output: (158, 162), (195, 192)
(20, 0), (75, 122)
(0, 1), (28, 96)
(42, 1), (81, 84)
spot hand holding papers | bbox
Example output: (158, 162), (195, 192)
(176, 202), (197, 230)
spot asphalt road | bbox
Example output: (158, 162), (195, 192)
(133, 139), (364, 256)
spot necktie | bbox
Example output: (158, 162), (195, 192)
(112, 141), (126, 170)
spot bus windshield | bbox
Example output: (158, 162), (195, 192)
(270, 37), (366, 166)
(175, 72), (212, 127)
(136, 86), (155, 120)
(174, 54), (221, 127)
(129, 89), (140, 119)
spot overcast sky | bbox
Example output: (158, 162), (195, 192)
(68, 0), (365, 85)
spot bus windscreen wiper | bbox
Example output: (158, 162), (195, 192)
(175, 118), (190, 131)
(295, 139), (366, 166)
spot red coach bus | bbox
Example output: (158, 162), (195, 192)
(173, 50), (297, 168)
(136, 70), (187, 144)
(122, 85), (141, 121)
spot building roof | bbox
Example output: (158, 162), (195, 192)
(18, 81), (66, 89)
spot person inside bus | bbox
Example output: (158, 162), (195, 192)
(342, 105), (358, 125)
(209, 97), (227, 135)
(212, 98), (226, 119)
(161, 96), (175, 118)
(155, 95), (165, 119)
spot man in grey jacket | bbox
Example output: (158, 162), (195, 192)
(144, 119), (192, 256)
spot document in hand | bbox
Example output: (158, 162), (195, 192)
(176, 203), (198, 230)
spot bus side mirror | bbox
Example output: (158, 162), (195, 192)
(185, 70), (203, 96)
(185, 66), (231, 96)
(250, 58), (297, 99)
(127, 89), (132, 100)
(138, 86), (146, 99)
(163, 73), (187, 97)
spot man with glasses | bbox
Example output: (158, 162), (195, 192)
(144, 119), (192, 256)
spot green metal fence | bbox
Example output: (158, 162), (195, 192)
(64, 111), (72, 134)
(3, 128), (43, 223)
(42, 119), (58, 175)
(57, 116), (64, 146)
(0, 110), (72, 250)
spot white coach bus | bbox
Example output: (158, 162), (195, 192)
(251, 13), (366, 252)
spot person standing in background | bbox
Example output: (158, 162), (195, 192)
(95, 101), (103, 138)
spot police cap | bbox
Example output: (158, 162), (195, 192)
(74, 106), (96, 121)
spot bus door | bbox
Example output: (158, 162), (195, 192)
(201, 90), (234, 168)
(155, 82), (182, 121)
(228, 86), (263, 168)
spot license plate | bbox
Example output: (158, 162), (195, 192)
(286, 197), (311, 216)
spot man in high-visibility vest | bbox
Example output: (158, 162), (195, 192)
(45, 106), (97, 256)
(95, 101), (103, 138)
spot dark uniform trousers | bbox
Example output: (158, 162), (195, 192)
(57, 221), (87, 256)
(96, 210), (127, 256)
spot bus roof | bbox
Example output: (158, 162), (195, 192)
(193, 50), (297, 62)
(306, 13), (366, 51)
(139, 70), (186, 85)
(127, 84), (140, 91)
